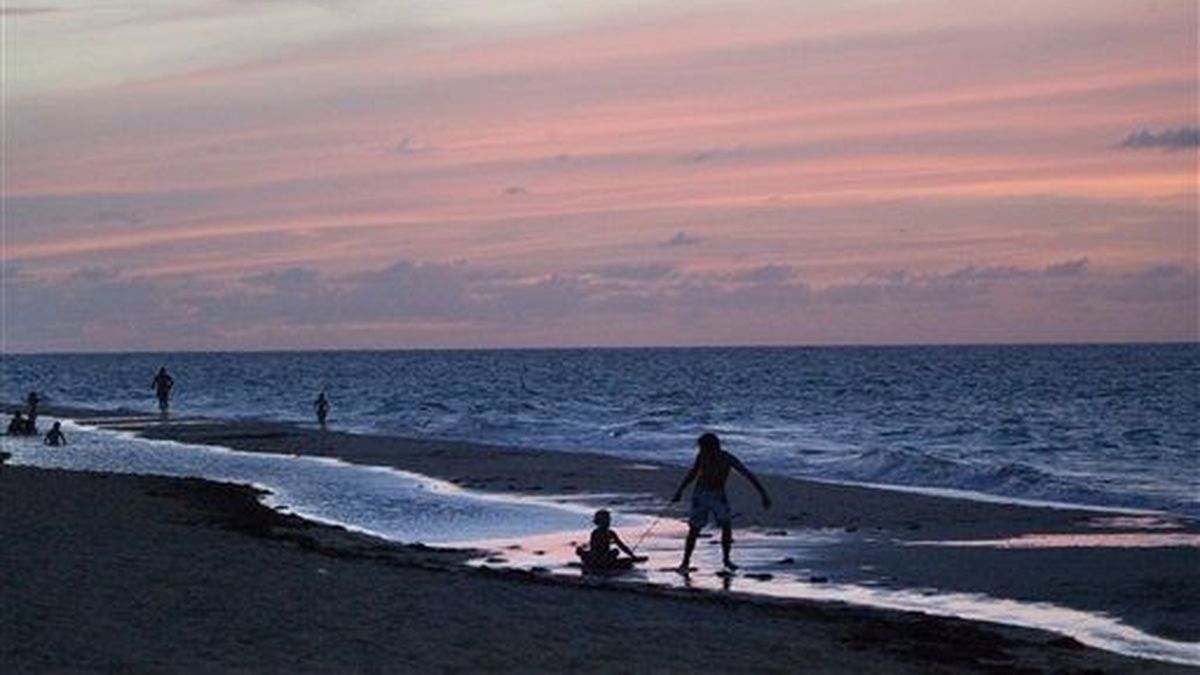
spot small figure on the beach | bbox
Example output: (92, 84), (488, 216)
(576, 509), (642, 571)
(25, 391), (41, 432)
(672, 432), (772, 573)
(7, 411), (30, 436)
(43, 421), (66, 447)
(314, 392), (330, 429)
(152, 367), (175, 415)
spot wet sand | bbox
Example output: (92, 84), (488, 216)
(119, 412), (1199, 644)
(1, 465), (1188, 673)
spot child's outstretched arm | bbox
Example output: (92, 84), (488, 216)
(672, 462), (699, 502)
(610, 531), (636, 558)
(730, 454), (772, 509)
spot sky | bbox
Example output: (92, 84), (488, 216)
(2, 0), (1197, 352)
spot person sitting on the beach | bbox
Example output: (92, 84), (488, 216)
(152, 367), (175, 415)
(672, 432), (772, 573)
(7, 412), (28, 436)
(43, 421), (66, 447)
(314, 392), (330, 429)
(575, 509), (638, 570)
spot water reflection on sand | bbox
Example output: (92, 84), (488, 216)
(466, 524), (1200, 667)
(909, 532), (1200, 549)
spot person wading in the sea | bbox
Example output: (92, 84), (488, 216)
(313, 392), (330, 429)
(152, 367), (175, 415)
(672, 432), (772, 573)
(43, 421), (66, 447)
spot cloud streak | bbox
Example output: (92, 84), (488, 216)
(1118, 127), (1200, 151)
(0, 7), (60, 16)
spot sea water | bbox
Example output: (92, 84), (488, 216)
(3, 344), (1197, 515)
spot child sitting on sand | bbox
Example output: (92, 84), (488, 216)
(576, 509), (639, 571)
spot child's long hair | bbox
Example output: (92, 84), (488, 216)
(697, 432), (722, 475)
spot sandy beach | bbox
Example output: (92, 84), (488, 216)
(128, 412), (1199, 643)
(3, 464), (1191, 674)
(2, 404), (1198, 672)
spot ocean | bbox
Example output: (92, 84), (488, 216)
(3, 344), (1197, 516)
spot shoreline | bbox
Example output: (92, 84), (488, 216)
(12, 401), (1194, 521)
(5, 403), (1200, 665)
(38, 402), (1198, 519)
(2, 464), (1193, 673)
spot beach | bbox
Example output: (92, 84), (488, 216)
(135, 413), (1200, 644)
(3, 406), (1197, 672)
(3, 464), (1190, 674)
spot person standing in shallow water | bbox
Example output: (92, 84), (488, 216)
(25, 391), (41, 432)
(7, 412), (29, 436)
(152, 367), (175, 415)
(43, 421), (66, 447)
(672, 432), (772, 573)
(313, 392), (330, 429)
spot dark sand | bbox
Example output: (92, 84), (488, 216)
(3, 405), (1198, 671)
(2, 466), (1189, 673)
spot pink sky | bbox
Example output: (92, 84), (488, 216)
(2, 0), (1197, 351)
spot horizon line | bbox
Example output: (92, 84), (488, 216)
(4, 339), (1197, 358)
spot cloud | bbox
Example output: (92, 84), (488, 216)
(679, 150), (717, 164)
(677, 147), (743, 164)
(587, 263), (676, 281)
(242, 266), (322, 293)
(943, 265), (1032, 283)
(502, 185), (528, 196)
(0, 7), (60, 16)
(386, 135), (429, 156)
(93, 210), (145, 226)
(1118, 127), (1200, 151)
(3, 255), (1196, 351)
(730, 265), (793, 284)
(1054, 263), (1198, 306)
(822, 258), (1102, 307)
(2, 266), (213, 351)
(335, 260), (473, 318)
(662, 231), (702, 247)
(822, 274), (986, 307)
(481, 275), (588, 320)
(1043, 258), (1088, 278)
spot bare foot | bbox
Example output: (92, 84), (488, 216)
(723, 560), (739, 572)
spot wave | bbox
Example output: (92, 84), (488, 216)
(822, 447), (1197, 516)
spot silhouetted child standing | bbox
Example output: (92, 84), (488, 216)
(672, 432), (771, 572)
(576, 509), (638, 570)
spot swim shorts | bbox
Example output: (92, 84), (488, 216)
(689, 488), (731, 528)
